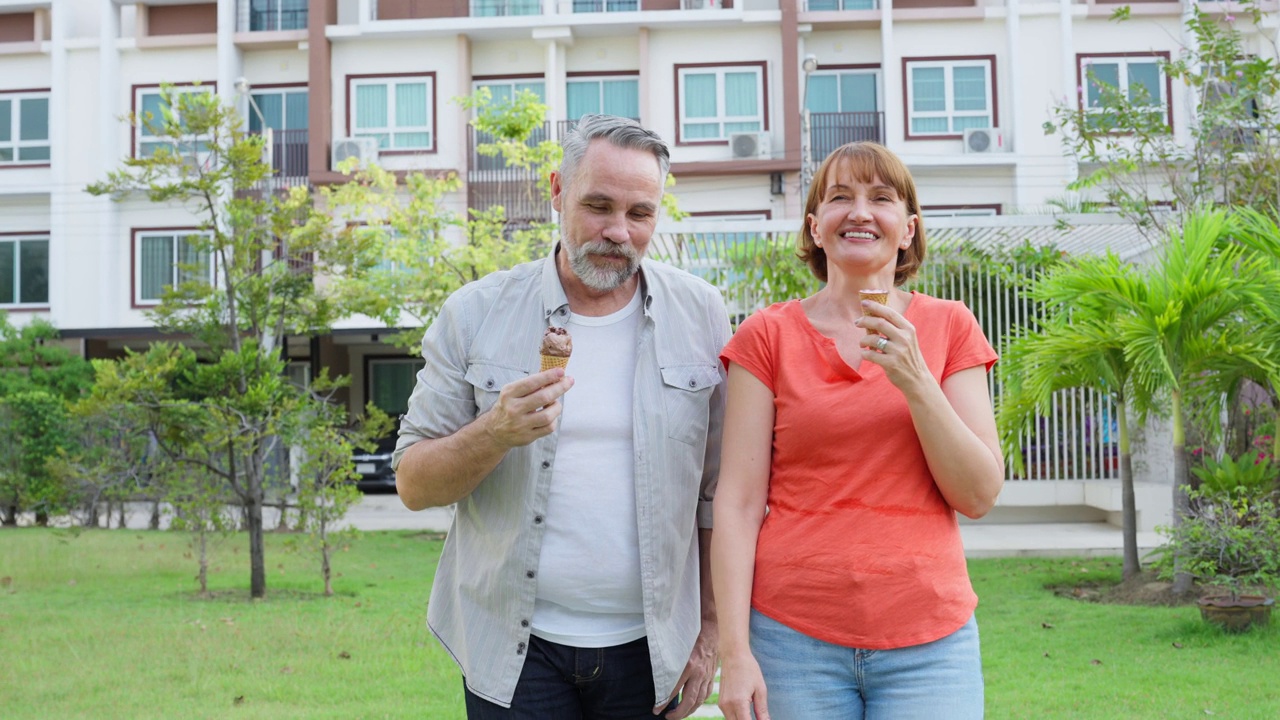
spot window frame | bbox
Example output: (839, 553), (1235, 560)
(674, 61), (769, 146)
(805, 65), (881, 114)
(902, 56), (998, 140)
(565, 71), (641, 121)
(346, 72), (437, 155)
(1076, 52), (1174, 131)
(131, 83), (215, 160)
(0, 88), (51, 168)
(920, 204), (1001, 219)
(0, 232), (50, 309)
(131, 227), (216, 308)
(364, 355), (426, 418)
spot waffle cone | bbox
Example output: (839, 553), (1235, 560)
(540, 354), (570, 372)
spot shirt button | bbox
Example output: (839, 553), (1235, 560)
(541, 460), (550, 469)
(534, 515), (543, 524)
(521, 619), (530, 627)
(688, 378), (696, 388)
(485, 379), (495, 389)
(526, 570), (536, 579)
(517, 642), (526, 655)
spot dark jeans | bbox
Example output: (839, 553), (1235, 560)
(464, 635), (680, 720)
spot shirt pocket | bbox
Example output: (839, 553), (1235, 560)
(464, 362), (528, 415)
(660, 363), (721, 446)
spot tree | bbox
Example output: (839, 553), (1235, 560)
(87, 86), (378, 599)
(1045, 3), (1280, 235)
(1114, 210), (1278, 593)
(997, 253), (1151, 579)
(0, 313), (93, 525)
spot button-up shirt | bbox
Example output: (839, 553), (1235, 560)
(391, 249), (730, 707)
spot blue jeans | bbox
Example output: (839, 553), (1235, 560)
(750, 609), (984, 720)
(463, 635), (680, 720)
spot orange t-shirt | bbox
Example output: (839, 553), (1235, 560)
(719, 293), (997, 650)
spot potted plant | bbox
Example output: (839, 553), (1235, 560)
(1151, 475), (1280, 632)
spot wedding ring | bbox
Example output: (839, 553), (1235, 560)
(875, 336), (889, 352)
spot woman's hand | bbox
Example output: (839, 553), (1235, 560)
(718, 651), (771, 720)
(856, 298), (932, 393)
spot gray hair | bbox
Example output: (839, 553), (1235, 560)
(558, 114), (671, 191)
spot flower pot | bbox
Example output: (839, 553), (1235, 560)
(1197, 595), (1274, 633)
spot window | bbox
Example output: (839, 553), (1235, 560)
(367, 357), (424, 417)
(134, 230), (214, 305)
(806, 68), (881, 153)
(677, 64), (766, 142)
(806, 0), (876, 9)
(474, 79), (546, 109)
(350, 74), (434, 152)
(0, 235), (48, 306)
(472, 0), (540, 17)
(134, 85), (214, 159)
(904, 58), (995, 137)
(0, 91), (50, 165)
(566, 76), (639, 120)
(571, 0), (638, 12)
(1079, 54), (1170, 130)
(248, 0), (307, 31)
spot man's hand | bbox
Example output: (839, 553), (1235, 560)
(482, 368), (574, 450)
(654, 623), (719, 719)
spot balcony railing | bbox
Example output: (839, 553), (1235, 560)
(245, 0), (308, 31)
(804, 0), (877, 9)
(251, 128), (309, 187)
(809, 111), (884, 160)
(472, 0), (542, 16)
(468, 123), (553, 226)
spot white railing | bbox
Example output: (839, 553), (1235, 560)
(653, 217), (1132, 482)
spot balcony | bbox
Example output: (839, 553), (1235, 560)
(251, 128), (309, 189)
(809, 111), (884, 159)
(467, 122), (553, 226)
(243, 0), (308, 31)
(804, 0), (876, 9)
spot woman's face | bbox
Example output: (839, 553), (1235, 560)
(807, 167), (916, 278)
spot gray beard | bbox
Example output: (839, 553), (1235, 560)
(564, 235), (642, 292)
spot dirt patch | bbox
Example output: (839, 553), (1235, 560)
(1048, 571), (1201, 607)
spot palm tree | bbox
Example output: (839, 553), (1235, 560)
(998, 253), (1150, 579)
(1113, 209), (1279, 594)
(1224, 207), (1280, 462)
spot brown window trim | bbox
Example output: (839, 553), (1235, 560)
(1075, 51), (1175, 132)
(345, 72), (438, 156)
(673, 60), (769, 147)
(130, 226), (214, 309)
(901, 55), (998, 141)
(922, 203), (1002, 215)
(685, 209), (774, 220)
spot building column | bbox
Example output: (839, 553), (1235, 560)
(98, 0), (121, 323)
(48, 0), (69, 327)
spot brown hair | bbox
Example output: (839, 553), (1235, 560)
(797, 142), (926, 286)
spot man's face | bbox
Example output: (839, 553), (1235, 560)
(551, 140), (664, 293)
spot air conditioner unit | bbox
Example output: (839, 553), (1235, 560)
(331, 136), (379, 170)
(963, 127), (1007, 154)
(729, 131), (771, 159)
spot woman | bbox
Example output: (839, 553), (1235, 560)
(712, 142), (1004, 720)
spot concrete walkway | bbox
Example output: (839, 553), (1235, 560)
(21, 493), (1162, 559)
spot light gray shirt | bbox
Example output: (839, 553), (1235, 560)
(391, 249), (730, 707)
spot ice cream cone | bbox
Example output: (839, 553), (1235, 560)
(859, 289), (889, 337)
(540, 354), (570, 372)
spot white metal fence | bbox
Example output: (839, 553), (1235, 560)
(653, 216), (1139, 482)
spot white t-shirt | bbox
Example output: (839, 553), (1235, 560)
(531, 289), (646, 647)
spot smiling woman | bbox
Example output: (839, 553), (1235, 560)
(713, 141), (1004, 720)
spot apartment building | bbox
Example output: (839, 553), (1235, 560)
(0, 0), (1273, 421)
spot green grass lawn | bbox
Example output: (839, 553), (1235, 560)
(2, 529), (1277, 719)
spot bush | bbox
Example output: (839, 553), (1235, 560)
(1151, 488), (1280, 599)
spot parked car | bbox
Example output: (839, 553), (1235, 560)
(352, 434), (398, 493)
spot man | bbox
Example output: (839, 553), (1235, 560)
(393, 114), (730, 719)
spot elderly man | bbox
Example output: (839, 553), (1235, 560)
(393, 114), (730, 720)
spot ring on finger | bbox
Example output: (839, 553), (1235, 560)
(875, 335), (889, 352)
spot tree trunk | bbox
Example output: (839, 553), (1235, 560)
(248, 473), (267, 599)
(116, 502), (126, 529)
(321, 525), (333, 597)
(1170, 392), (1195, 596)
(197, 527), (209, 595)
(87, 501), (100, 529)
(1118, 405), (1140, 580)
(150, 500), (162, 530)
(35, 510), (49, 527)
(1, 504), (16, 526)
